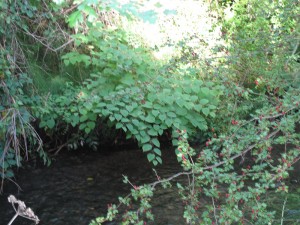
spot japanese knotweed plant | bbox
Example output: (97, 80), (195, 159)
(38, 74), (223, 165)
(37, 0), (224, 164)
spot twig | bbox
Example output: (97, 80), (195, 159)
(212, 197), (218, 225)
(280, 197), (287, 225)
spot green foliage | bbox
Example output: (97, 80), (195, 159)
(34, 0), (222, 165)
(0, 0), (49, 185)
(1, 0), (300, 224)
(86, 0), (300, 224)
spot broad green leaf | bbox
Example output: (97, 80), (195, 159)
(202, 108), (210, 116)
(115, 114), (122, 121)
(148, 93), (157, 101)
(141, 135), (151, 144)
(85, 127), (91, 133)
(143, 144), (152, 152)
(79, 123), (86, 130)
(201, 87), (210, 95)
(153, 147), (161, 155)
(101, 109), (110, 117)
(148, 129), (157, 136)
(143, 102), (153, 108)
(68, 11), (83, 28)
(190, 95), (198, 101)
(120, 109), (129, 117)
(121, 118), (130, 123)
(209, 105), (217, 110)
(200, 99), (209, 105)
(80, 115), (89, 122)
(145, 114), (155, 123)
(47, 118), (55, 129)
(159, 113), (166, 121)
(152, 139), (160, 148)
(152, 110), (159, 117)
(126, 123), (134, 132)
(167, 111), (176, 118)
(87, 121), (95, 130)
(156, 157), (162, 164)
(165, 118), (172, 127)
(97, 102), (106, 107)
(120, 74), (135, 85)
(79, 108), (87, 115)
(116, 122), (123, 129)
(210, 112), (216, 118)
(158, 129), (163, 136)
(126, 105), (134, 112)
(176, 107), (187, 116)
(147, 153), (155, 161)
(153, 124), (160, 131)
(176, 98), (185, 107)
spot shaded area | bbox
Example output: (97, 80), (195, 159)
(0, 148), (185, 225)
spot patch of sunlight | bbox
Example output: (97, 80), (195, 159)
(122, 0), (225, 61)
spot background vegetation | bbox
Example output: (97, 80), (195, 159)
(0, 0), (299, 224)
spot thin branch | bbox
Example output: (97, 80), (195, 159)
(212, 197), (218, 225)
(280, 197), (287, 225)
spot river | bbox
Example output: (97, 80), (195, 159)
(0, 147), (186, 225)
(1, 145), (300, 225)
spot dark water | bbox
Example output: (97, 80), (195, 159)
(0, 148), (186, 225)
(1, 146), (300, 225)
